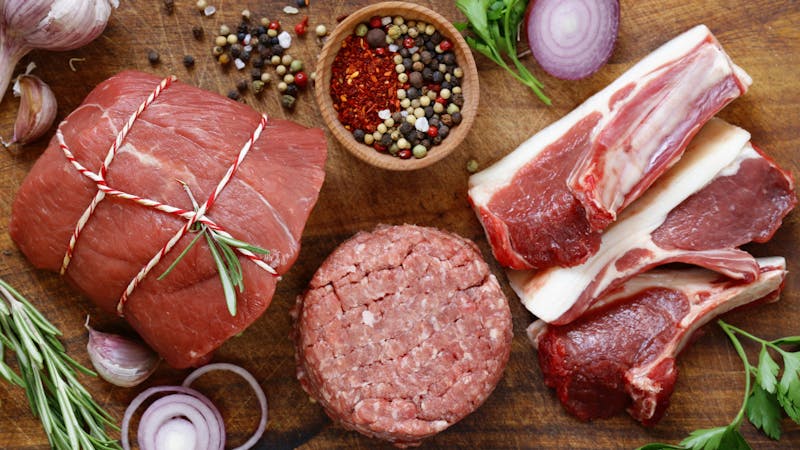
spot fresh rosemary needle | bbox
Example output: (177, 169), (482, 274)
(158, 182), (270, 316)
(0, 279), (120, 450)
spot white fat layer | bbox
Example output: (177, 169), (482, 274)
(511, 118), (751, 323)
(468, 25), (748, 208)
(590, 43), (739, 213)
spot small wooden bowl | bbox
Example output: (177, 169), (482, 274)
(314, 2), (479, 171)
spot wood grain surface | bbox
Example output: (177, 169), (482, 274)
(0, 0), (798, 449)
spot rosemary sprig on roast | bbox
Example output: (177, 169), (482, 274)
(0, 279), (120, 450)
(637, 320), (800, 450)
(158, 182), (270, 316)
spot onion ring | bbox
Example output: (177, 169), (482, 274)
(122, 363), (267, 450)
(183, 363), (268, 450)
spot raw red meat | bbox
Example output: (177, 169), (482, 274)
(294, 225), (512, 446)
(468, 25), (750, 270)
(530, 257), (787, 426)
(510, 119), (796, 325)
(10, 71), (327, 368)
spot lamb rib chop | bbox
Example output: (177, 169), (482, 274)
(510, 119), (796, 325)
(529, 257), (787, 426)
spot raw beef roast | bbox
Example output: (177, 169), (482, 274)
(510, 119), (796, 324)
(10, 71), (327, 368)
(468, 25), (750, 270)
(293, 225), (512, 446)
(529, 257), (787, 426)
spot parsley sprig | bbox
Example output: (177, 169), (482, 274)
(158, 182), (270, 316)
(455, 0), (551, 105)
(0, 279), (120, 450)
(638, 320), (800, 450)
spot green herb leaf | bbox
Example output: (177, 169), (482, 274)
(205, 232), (238, 316)
(772, 336), (800, 346)
(157, 229), (206, 280)
(746, 383), (783, 439)
(0, 280), (120, 449)
(636, 443), (686, 450)
(680, 425), (748, 450)
(757, 345), (780, 394)
(776, 351), (800, 422)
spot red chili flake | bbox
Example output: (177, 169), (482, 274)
(427, 126), (439, 138)
(439, 40), (453, 52)
(295, 16), (309, 36)
(295, 71), (308, 87)
(403, 37), (415, 48)
(369, 16), (382, 28)
(374, 47), (387, 56)
(398, 149), (412, 159)
(269, 21), (281, 30)
(330, 35), (400, 133)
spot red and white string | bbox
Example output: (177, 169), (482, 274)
(56, 76), (277, 316)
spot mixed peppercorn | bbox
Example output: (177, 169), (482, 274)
(330, 15), (465, 159)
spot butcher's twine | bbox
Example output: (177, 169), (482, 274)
(56, 76), (277, 316)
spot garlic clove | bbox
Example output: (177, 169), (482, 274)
(86, 323), (160, 388)
(0, 0), (118, 102)
(5, 72), (57, 147)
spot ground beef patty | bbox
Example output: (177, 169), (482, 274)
(293, 224), (512, 446)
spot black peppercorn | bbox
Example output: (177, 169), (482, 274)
(183, 55), (195, 68)
(147, 50), (160, 64)
(251, 68), (262, 80)
(380, 133), (392, 147)
(285, 83), (299, 97)
(432, 71), (444, 84)
(252, 56), (264, 68)
(237, 79), (248, 92)
(353, 129), (366, 142)
(451, 112), (462, 125)
(407, 87), (421, 99)
(409, 72), (423, 89)
(227, 90), (240, 100)
(271, 44), (284, 56)
(230, 44), (243, 57)
(192, 26), (203, 40)
(439, 125), (450, 138)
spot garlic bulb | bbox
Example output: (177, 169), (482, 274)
(86, 322), (160, 388)
(0, 0), (118, 102)
(4, 64), (57, 147)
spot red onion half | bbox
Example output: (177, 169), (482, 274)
(527, 0), (620, 80)
(122, 363), (268, 450)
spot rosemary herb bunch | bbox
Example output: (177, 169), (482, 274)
(159, 182), (270, 316)
(0, 279), (120, 450)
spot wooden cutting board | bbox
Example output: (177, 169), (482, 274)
(0, 0), (797, 448)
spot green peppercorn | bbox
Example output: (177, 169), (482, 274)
(215, 35), (228, 47)
(466, 159), (479, 173)
(398, 73), (409, 83)
(261, 72), (272, 83)
(276, 65), (287, 76)
(387, 25), (402, 40)
(227, 34), (238, 44)
(389, 144), (399, 155)
(395, 64), (405, 74)
(453, 67), (464, 78)
(271, 55), (281, 65)
(290, 59), (303, 72)
(377, 123), (388, 134)
(283, 73), (295, 84)
(220, 24), (231, 35)
(281, 54), (293, 65)
(315, 24), (327, 37)
(412, 144), (427, 158)
(446, 103), (460, 115)
(419, 96), (431, 107)
(355, 23), (368, 37)
(281, 94), (296, 109)
(277, 81), (288, 92)
(364, 133), (375, 145)
(267, 28), (278, 37)
(252, 80), (265, 93)
(440, 88), (451, 100)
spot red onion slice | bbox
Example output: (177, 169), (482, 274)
(183, 363), (268, 450)
(527, 0), (620, 80)
(121, 386), (224, 450)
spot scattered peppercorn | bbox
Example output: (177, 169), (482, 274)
(236, 79), (248, 92)
(466, 159), (479, 173)
(227, 90), (240, 100)
(192, 26), (204, 40)
(296, 0), (309, 6)
(315, 24), (327, 37)
(147, 50), (160, 64)
(281, 94), (296, 109)
(183, 55), (195, 68)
